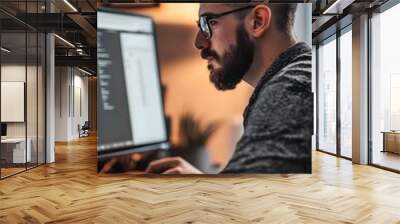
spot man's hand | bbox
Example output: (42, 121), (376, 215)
(145, 157), (203, 174)
(99, 153), (143, 173)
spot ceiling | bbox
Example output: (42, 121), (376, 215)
(312, 0), (390, 43)
(0, 0), (96, 73)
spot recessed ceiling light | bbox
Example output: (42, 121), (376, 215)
(63, 0), (78, 12)
(78, 67), (92, 76)
(54, 34), (75, 48)
(322, 0), (354, 15)
(1, 47), (11, 53)
(323, 0), (343, 14)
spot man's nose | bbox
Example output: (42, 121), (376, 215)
(194, 31), (210, 50)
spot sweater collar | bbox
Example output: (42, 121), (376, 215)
(254, 42), (311, 92)
(242, 42), (311, 125)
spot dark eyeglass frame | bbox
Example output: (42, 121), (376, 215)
(196, 5), (256, 39)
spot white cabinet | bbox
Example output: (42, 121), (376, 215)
(1, 138), (32, 163)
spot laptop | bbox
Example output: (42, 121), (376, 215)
(97, 8), (170, 161)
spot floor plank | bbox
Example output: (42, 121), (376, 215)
(0, 135), (400, 223)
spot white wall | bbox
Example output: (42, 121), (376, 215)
(55, 66), (70, 141)
(1, 65), (26, 140)
(71, 72), (89, 138)
(1, 65), (34, 138)
(55, 67), (89, 141)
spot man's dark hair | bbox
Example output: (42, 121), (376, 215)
(227, 2), (297, 35)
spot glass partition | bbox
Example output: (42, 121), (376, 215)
(0, 0), (46, 179)
(317, 35), (337, 155)
(27, 31), (38, 169)
(339, 27), (352, 158)
(1, 31), (28, 177)
(371, 3), (400, 171)
(26, 0), (41, 169)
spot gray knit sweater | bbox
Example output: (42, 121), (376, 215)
(221, 42), (313, 173)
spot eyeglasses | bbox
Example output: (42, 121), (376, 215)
(196, 6), (255, 39)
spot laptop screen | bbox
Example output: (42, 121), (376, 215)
(97, 9), (169, 158)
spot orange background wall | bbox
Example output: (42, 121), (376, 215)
(124, 4), (253, 166)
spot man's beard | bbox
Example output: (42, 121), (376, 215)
(202, 24), (255, 91)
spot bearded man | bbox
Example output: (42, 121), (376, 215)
(146, 2), (313, 174)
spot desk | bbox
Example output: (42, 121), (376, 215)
(1, 138), (31, 163)
(381, 131), (400, 154)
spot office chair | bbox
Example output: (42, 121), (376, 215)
(79, 121), (90, 138)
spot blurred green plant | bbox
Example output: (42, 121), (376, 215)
(178, 112), (219, 149)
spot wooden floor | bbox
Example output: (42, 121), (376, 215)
(1, 163), (45, 178)
(1, 167), (26, 178)
(1, 135), (400, 223)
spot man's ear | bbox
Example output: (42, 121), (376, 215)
(249, 5), (271, 38)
